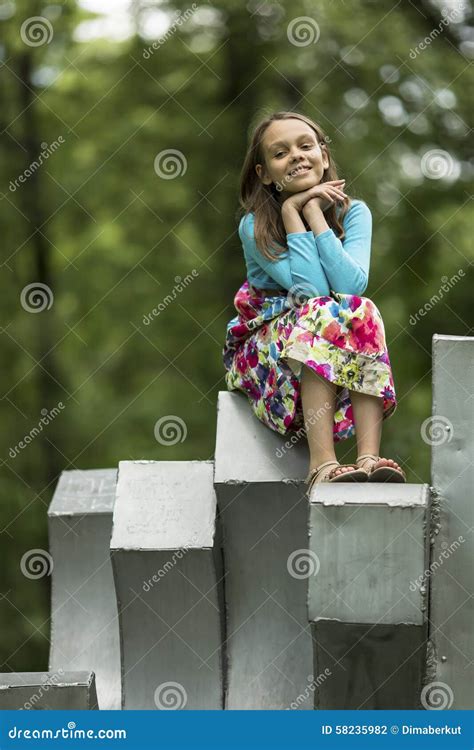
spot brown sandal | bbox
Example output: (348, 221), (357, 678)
(356, 453), (406, 483)
(305, 459), (368, 497)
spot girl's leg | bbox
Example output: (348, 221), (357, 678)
(301, 366), (355, 477)
(350, 390), (403, 471)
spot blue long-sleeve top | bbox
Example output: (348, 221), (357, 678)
(238, 198), (372, 296)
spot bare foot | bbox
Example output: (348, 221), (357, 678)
(330, 465), (360, 478)
(357, 455), (405, 479)
(373, 457), (403, 472)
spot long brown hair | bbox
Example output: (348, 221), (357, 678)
(238, 111), (351, 261)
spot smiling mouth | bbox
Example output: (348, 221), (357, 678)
(288, 165), (311, 177)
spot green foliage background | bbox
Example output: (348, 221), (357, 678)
(1, 0), (472, 670)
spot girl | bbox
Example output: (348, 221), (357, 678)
(222, 111), (406, 495)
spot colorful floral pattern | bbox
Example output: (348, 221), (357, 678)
(222, 280), (397, 441)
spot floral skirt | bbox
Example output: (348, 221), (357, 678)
(222, 280), (397, 441)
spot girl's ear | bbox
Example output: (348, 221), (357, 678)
(255, 162), (272, 185)
(320, 143), (330, 171)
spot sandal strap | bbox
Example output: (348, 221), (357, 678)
(305, 460), (340, 485)
(357, 453), (380, 461)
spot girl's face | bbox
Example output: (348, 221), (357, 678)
(255, 119), (329, 201)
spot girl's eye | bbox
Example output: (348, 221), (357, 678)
(274, 144), (313, 157)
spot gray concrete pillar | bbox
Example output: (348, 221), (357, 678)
(214, 392), (313, 709)
(428, 334), (474, 709)
(48, 469), (120, 710)
(110, 460), (224, 710)
(308, 483), (431, 709)
(0, 671), (98, 709)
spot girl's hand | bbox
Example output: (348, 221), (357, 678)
(281, 180), (346, 214)
(302, 195), (336, 220)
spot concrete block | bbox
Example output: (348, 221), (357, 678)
(308, 483), (431, 625)
(0, 671), (98, 710)
(311, 623), (426, 710)
(214, 390), (309, 484)
(214, 391), (313, 710)
(308, 482), (431, 709)
(48, 468), (120, 710)
(110, 460), (224, 710)
(429, 334), (474, 709)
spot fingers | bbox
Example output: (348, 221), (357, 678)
(309, 181), (347, 201)
(321, 186), (346, 202)
(326, 184), (347, 197)
(328, 190), (346, 201)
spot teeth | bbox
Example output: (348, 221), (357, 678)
(290, 166), (310, 176)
